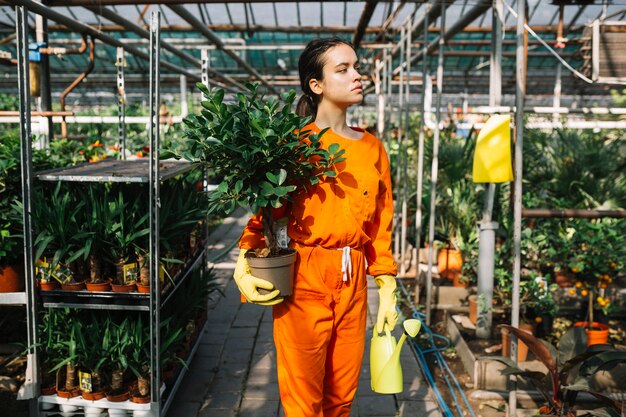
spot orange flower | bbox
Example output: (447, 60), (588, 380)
(91, 140), (104, 148)
(569, 289), (577, 295)
(581, 289), (588, 297)
(109, 145), (120, 151)
(534, 316), (543, 323)
(571, 267), (580, 273)
(136, 151), (143, 157)
(575, 281), (583, 288)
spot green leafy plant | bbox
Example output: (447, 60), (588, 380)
(499, 325), (626, 417)
(168, 82), (345, 256)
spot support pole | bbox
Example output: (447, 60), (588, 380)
(509, 0), (526, 416)
(35, 11), (52, 147)
(425, 0), (445, 326)
(476, 0), (503, 340)
(394, 25), (405, 270)
(553, 64), (561, 129)
(180, 75), (188, 118)
(414, 1), (430, 307)
(148, 10), (161, 416)
(116, 47), (126, 160)
(400, 15), (412, 276)
(16, 6), (38, 411)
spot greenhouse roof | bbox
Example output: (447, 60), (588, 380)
(0, 1), (625, 109)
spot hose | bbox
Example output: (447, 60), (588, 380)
(397, 277), (477, 417)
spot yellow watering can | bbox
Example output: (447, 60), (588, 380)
(370, 319), (421, 394)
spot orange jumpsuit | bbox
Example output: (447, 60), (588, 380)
(239, 123), (397, 417)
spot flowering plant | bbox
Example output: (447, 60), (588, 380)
(563, 219), (625, 317)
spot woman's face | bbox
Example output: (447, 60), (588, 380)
(311, 44), (363, 107)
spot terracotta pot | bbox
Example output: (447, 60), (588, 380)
(61, 281), (85, 291)
(0, 263), (24, 292)
(39, 280), (59, 291)
(555, 271), (574, 288)
(111, 282), (136, 293)
(437, 249), (462, 280)
(501, 323), (534, 362)
(130, 394), (151, 404)
(574, 321), (610, 346)
(136, 283), (150, 293)
(468, 295), (477, 324)
(56, 388), (81, 398)
(246, 249), (297, 296)
(85, 280), (111, 292)
(453, 274), (470, 288)
(106, 390), (130, 402)
(81, 390), (106, 401)
(40, 385), (56, 396)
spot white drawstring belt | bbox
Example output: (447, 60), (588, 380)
(338, 246), (352, 282)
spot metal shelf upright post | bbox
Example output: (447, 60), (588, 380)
(148, 10), (162, 416)
(15, 7), (39, 414)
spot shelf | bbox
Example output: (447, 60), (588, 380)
(35, 159), (196, 183)
(0, 292), (27, 305)
(41, 289), (149, 311)
(40, 246), (206, 311)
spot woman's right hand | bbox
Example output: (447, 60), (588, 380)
(234, 249), (284, 306)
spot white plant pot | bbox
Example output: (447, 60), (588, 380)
(133, 410), (156, 417)
(59, 403), (81, 416)
(108, 409), (129, 417)
(84, 405), (104, 416)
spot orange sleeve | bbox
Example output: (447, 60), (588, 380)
(364, 150), (397, 277)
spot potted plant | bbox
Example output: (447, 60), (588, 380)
(498, 325), (625, 417)
(166, 82), (344, 293)
(75, 312), (109, 400)
(83, 185), (114, 292)
(566, 219), (625, 344)
(32, 183), (90, 291)
(46, 309), (81, 398)
(105, 188), (149, 292)
(106, 317), (131, 402)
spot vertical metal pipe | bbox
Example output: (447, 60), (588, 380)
(426, 0), (446, 326)
(552, 64), (561, 128)
(414, 1), (430, 306)
(394, 25), (405, 271)
(476, 0), (504, 340)
(148, 10), (161, 414)
(16, 6), (38, 410)
(35, 13), (52, 147)
(375, 58), (384, 143)
(116, 47), (126, 160)
(201, 48), (210, 90)
(401, 15), (412, 276)
(509, 0), (526, 415)
(180, 75), (188, 118)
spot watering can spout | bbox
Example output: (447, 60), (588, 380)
(369, 319), (421, 394)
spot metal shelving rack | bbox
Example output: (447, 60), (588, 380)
(15, 7), (207, 417)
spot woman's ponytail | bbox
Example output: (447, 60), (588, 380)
(295, 94), (317, 119)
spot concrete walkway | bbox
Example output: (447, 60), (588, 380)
(168, 210), (442, 417)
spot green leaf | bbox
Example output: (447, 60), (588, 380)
(266, 172), (278, 185)
(324, 171), (337, 178)
(328, 143), (340, 154)
(277, 169), (287, 186)
(217, 182), (228, 193)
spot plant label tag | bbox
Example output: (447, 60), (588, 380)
(123, 262), (138, 285)
(275, 217), (290, 249)
(79, 371), (92, 393)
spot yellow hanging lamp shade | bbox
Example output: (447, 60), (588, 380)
(472, 114), (514, 183)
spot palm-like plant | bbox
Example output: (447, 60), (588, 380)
(32, 183), (91, 281)
(74, 312), (109, 393)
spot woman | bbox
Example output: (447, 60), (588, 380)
(234, 37), (398, 417)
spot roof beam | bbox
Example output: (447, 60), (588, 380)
(85, 5), (244, 91)
(5, 0), (202, 81)
(353, 0), (378, 49)
(166, 3), (279, 95)
(395, 0), (493, 75)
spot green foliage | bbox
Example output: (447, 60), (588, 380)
(171, 82), (344, 254)
(498, 325), (625, 417)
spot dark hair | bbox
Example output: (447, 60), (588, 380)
(296, 37), (355, 119)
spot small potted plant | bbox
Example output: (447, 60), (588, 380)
(165, 82), (344, 294)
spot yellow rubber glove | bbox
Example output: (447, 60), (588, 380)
(374, 274), (398, 333)
(234, 249), (284, 306)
